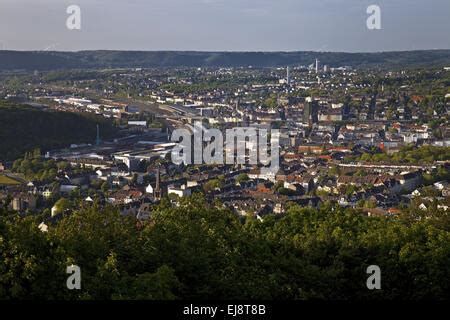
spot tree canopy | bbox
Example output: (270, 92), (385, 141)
(1, 195), (450, 300)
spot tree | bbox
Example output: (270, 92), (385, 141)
(235, 173), (249, 184)
(53, 198), (71, 214)
(101, 182), (109, 194)
(203, 178), (224, 193)
(57, 161), (69, 171)
(328, 166), (341, 177)
(345, 185), (358, 196)
(360, 153), (372, 162)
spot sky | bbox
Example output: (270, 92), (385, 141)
(0, 0), (449, 52)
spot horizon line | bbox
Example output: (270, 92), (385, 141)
(1, 48), (450, 54)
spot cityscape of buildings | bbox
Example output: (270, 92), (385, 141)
(1, 59), (449, 228)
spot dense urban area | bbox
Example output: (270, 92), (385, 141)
(1, 56), (449, 299)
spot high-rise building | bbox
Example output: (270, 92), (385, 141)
(95, 124), (101, 146)
(154, 167), (161, 200)
(286, 66), (290, 86)
(303, 101), (319, 125)
(315, 59), (320, 73)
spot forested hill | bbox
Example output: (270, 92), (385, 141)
(0, 102), (117, 161)
(1, 50), (450, 71)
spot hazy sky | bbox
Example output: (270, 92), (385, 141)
(0, 0), (449, 52)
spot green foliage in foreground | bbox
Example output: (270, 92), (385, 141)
(1, 195), (450, 300)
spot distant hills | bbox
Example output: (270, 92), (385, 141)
(1, 50), (450, 71)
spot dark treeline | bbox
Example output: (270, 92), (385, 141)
(0, 102), (117, 161)
(1, 195), (449, 300)
(1, 50), (450, 71)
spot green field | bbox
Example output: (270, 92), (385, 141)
(0, 175), (21, 186)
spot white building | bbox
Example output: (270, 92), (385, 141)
(167, 184), (192, 198)
(128, 121), (147, 127)
(146, 184), (154, 194)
